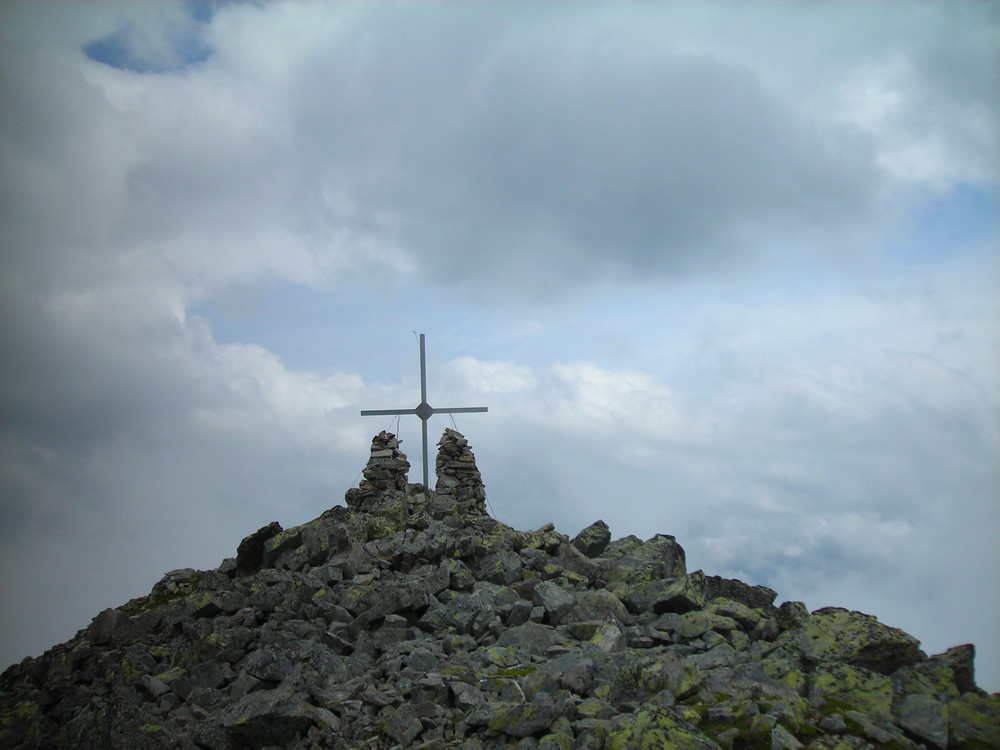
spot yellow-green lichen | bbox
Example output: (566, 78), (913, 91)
(947, 692), (1000, 748)
(809, 663), (892, 721)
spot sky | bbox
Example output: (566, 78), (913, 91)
(1, 0), (998, 691)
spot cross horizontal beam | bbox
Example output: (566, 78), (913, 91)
(360, 334), (487, 487)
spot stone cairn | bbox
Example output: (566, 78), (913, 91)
(434, 428), (486, 515)
(347, 431), (410, 510)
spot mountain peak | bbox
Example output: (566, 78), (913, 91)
(2, 432), (997, 748)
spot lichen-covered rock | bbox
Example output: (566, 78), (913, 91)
(486, 692), (574, 738)
(571, 520), (612, 557)
(619, 570), (709, 615)
(609, 652), (701, 708)
(797, 607), (925, 673)
(895, 693), (948, 749)
(601, 533), (687, 587)
(947, 691), (1000, 748)
(808, 663), (893, 721)
(605, 705), (718, 750)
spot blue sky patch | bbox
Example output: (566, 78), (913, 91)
(83, 6), (213, 74)
(893, 182), (1000, 265)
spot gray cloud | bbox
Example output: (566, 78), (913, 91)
(280, 21), (881, 290)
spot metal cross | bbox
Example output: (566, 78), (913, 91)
(361, 333), (488, 487)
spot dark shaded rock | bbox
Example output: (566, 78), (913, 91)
(776, 599), (809, 630)
(705, 575), (778, 609)
(938, 643), (977, 694)
(619, 571), (708, 615)
(523, 580), (576, 625)
(235, 521), (283, 574)
(571, 520), (611, 557)
(240, 646), (292, 683)
(609, 652), (701, 708)
(88, 608), (128, 646)
(218, 689), (331, 748)
(383, 703), (423, 745)
(486, 692), (574, 738)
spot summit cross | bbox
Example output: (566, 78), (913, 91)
(360, 333), (488, 488)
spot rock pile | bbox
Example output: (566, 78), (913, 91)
(1, 433), (998, 750)
(434, 428), (487, 515)
(355, 431), (410, 498)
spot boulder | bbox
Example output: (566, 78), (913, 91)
(217, 689), (335, 747)
(947, 692), (1000, 748)
(619, 571), (708, 615)
(571, 520), (612, 557)
(808, 663), (893, 722)
(797, 607), (925, 674)
(705, 575), (778, 609)
(486, 692), (574, 738)
(522, 580), (576, 625)
(601, 533), (686, 587)
(88, 608), (128, 646)
(235, 522), (283, 574)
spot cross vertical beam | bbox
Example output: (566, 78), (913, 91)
(361, 334), (488, 487)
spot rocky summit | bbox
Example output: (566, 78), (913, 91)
(2, 432), (998, 750)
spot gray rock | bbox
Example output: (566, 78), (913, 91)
(545, 651), (596, 696)
(524, 580), (576, 625)
(383, 703), (424, 746)
(235, 521), (283, 574)
(218, 689), (323, 747)
(88, 608), (128, 646)
(797, 607), (925, 674)
(241, 646), (293, 683)
(705, 576), (778, 609)
(135, 673), (171, 700)
(451, 680), (485, 709)
(486, 692), (573, 738)
(620, 571), (708, 615)
(896, 693), (948, 749)
(495, 621), (564, 656)
(571, 520), (612, 557)
(601, 533), (686, 586)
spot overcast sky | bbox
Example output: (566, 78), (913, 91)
(2, 1), (998, 690)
